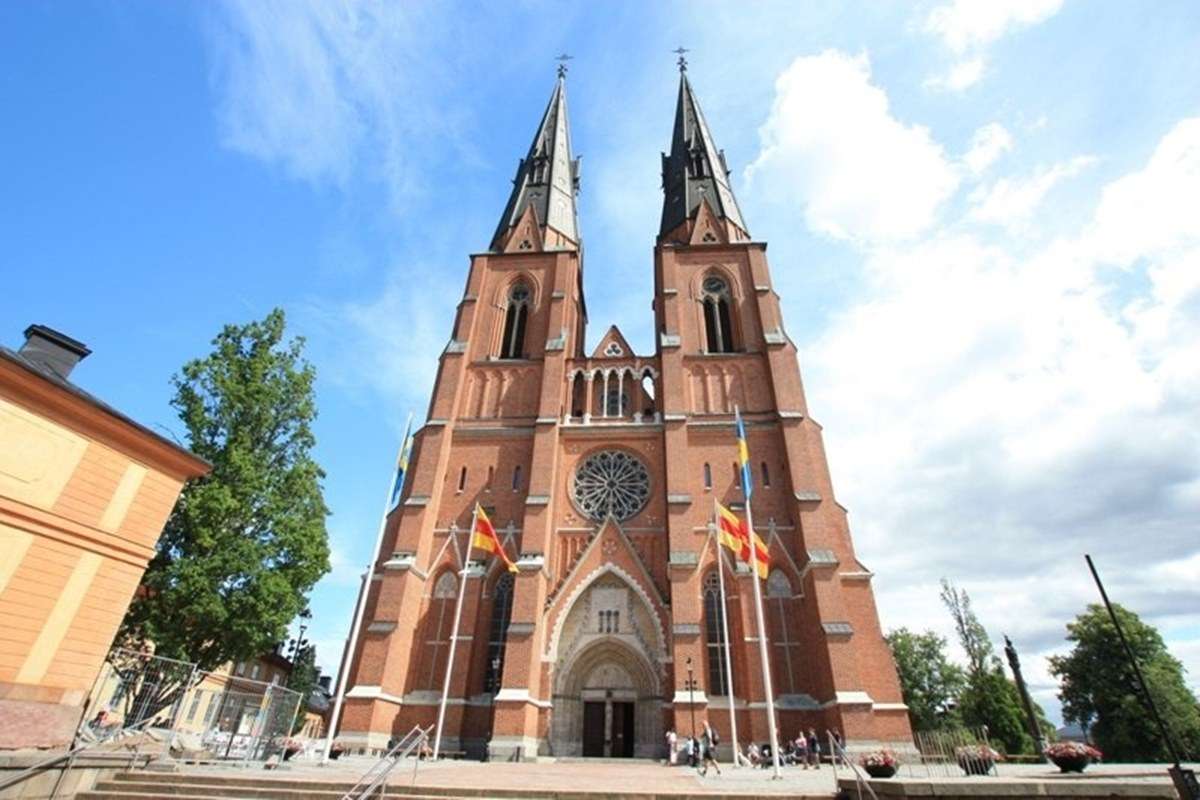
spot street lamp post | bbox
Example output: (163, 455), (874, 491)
(684, 656), (699, 765)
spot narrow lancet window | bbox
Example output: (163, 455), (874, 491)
(500, 283), (531, 359)
(484, 574), (514, 692)
(703, 571), (730, 695)
(701, 276), (736, 353)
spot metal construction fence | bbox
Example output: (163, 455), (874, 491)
(80, 647), (304, 763)
(910, 726), (1000, 777)
(841, 726), (998, 779)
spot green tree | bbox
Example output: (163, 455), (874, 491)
(957, 668), (1035, 754)
(120, 309), (330, 709)
(287, 644), (320, 734)
(886, 628), (966, 731)
(940, 579), (1041, 754)
(1049, 603), (1200, 762)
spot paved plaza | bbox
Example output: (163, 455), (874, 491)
(166, 756), (1194, 798)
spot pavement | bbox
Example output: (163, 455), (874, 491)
(184, 757), (841, 796)
(170, 756), (1196, 798)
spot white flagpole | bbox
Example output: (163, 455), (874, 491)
(433, 506), (475, 760)
(745, 498), (781, 778)
(322, 412), (413, 763)
(712, 500), (740, 767)
(737, 406), (782, 779)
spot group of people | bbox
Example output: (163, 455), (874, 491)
(666, 724), (846, 773)
(744, 728), (842, 768)
(664, 720), (723, 776)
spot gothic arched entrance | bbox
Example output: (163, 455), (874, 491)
(548, 571), (664, 758)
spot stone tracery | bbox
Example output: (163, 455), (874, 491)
(571, 450), (650, 522)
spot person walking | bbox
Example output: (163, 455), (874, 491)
(806, 728), (820, 768)
(665, 728), (677, 766)
(794, 732), (809, 769)
(698, 720), (722, 776)
(683, 734), (695, 767)
(830, 729), (847, 766)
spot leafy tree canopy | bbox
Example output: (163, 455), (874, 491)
(886, 628), (966, 731)
(121, 309), (330, 676)
(1048, 603), (1200, 762)
(940, 579), (994, 677)
(940, 579), (1045, 754)
(287, 644), (320, 734)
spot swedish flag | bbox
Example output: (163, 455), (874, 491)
(735, 407), (753, 499)
(388, 419), (414, 508)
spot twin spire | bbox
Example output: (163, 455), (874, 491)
(490, 72), (581, 253)
(490, 63), (748, 254)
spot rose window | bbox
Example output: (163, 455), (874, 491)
(572, 450), (650, 522)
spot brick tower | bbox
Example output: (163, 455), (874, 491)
(338, 65), (912, 759)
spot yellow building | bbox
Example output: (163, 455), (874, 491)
(0, 325), (209, 749)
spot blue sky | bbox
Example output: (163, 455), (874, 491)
(2, 1), (1198, 725)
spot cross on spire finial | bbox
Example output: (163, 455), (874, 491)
(673, 46), (689, 72)
(555, 53), (573, 78)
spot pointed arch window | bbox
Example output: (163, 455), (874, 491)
(701, 276), (736, 353)
(422, 571), (459, 689)
(500, 283), (531, 359)
(605, 383), (628, 417)
(702, 571), (730, 696)
(767, 569), (799, 694)
(484, 574), (515, 693)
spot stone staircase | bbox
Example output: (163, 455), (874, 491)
(75, 772), (523, 800)
(72, 769), (834, 800)
(75, 771), (543, 799)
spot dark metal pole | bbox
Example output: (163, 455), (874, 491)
(1003, 635), (1046, 759)
(685, 657), (697, 736)
(1085, 555), (1198, 800)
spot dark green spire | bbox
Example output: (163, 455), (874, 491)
(659, 69), (748, 239)
(491, 73), (581, 252)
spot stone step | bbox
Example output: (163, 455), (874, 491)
(109, 774), (536, 797)
(80, 793), (486, 800)
(99, 769), (837, 800)
(91, 782), (501, 800)
(76, 793), (262, 800)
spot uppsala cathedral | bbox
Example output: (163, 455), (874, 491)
(338, 63), (911, 760)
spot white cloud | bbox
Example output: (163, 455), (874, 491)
(206, 1), (460, 206)
(925, 0), (1065, 53)
(924, 56), (986, 92)
(963, 122), (1014, 174)
(969, 155), (1095, 226)
(922, 0), (1064, 90)
(746, 51), (960, 242)
(802, 117), (1200, 712)
(1087, 118), (1200, 265)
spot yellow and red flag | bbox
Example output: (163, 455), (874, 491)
(715, 500), (769, 579)
(472, 504), (518, 573)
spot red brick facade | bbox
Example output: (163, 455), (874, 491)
(338, 72), (911, 759)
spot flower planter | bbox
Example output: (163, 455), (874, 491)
(282, 748), (299, 762)
(958, 758), (994, 776)
(1044, 742), (1101, 773)
(1049, 754), (1091, 773)
(865, 764), (897, 778)
(329, 749), (343, 761)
